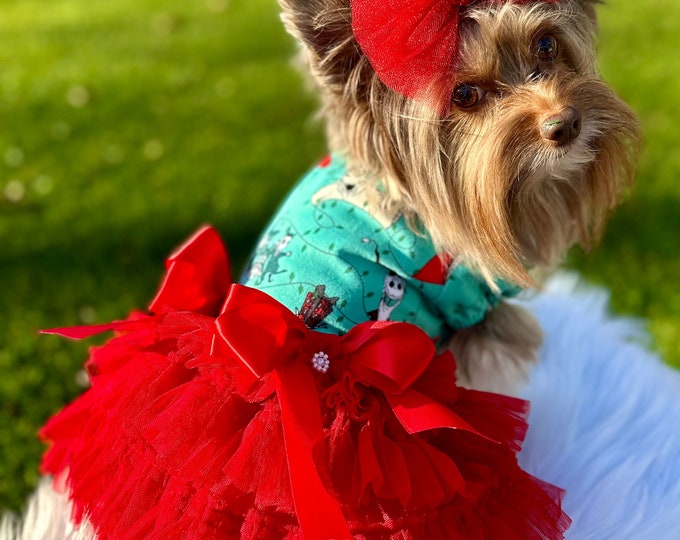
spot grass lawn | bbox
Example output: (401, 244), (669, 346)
(1, 0), (678, 512)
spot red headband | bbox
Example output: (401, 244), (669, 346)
(351, 0), (557, 113)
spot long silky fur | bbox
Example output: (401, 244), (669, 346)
(280, 0), (640, 287)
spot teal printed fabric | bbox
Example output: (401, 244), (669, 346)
(240, 155), (519, 339)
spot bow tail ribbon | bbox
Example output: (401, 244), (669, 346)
(41, 318), (151, 340)
(276, 362), (353, 539)
(385, 387), (489, 440)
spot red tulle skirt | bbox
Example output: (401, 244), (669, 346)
(40, 227), (570, 539)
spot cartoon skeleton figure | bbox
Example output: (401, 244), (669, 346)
(368, 271), (406, 321)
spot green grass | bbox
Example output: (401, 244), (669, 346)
(571, 0), (680, 366)
(0, 0), (678, 512)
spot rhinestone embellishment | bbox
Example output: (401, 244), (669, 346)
(311, 351), (330, 374)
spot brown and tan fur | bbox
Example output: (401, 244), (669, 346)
(280, 0), (640, 392)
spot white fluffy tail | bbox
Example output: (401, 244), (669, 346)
(0, 478), (94, 540)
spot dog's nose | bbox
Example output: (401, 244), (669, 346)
(540, 107), (582, 146)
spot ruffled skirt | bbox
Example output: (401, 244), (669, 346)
(40, 227), (570, 539)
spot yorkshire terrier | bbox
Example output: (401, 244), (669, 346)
(1, 0), (641, 538)
(279, 0), (640, 393)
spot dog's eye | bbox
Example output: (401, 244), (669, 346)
(452, 83), (484, 109)
(536, 34), (558, 62)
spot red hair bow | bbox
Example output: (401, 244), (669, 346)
(351, 0), (556, 113)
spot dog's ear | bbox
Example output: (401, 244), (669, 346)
(572, 0), (599, 23)
(279, 0), (355, 59)
(279, 0), (371, 95)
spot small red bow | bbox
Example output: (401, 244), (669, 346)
(351, 0), (556, 114)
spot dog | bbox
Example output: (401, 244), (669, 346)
(2, 0), (641, 538)
(278, 0), (640, 393)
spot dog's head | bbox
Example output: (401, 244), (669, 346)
(280, 0), (641, 286)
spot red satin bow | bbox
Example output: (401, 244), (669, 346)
(351, 0), (556, 114)
(215, 284), (490, 540)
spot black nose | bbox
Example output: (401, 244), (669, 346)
(540, 107), (582, 146)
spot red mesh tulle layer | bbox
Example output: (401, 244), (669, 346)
(350, 0), (558, 114)
(40, 226), (570, 539)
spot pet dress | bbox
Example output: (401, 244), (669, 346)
(40, 156), (570, 539)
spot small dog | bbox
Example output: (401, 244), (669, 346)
(1, 0), (642, 538)
(278, 0), (640, 393)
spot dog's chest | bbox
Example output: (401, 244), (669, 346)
(240, 155), (517, 337)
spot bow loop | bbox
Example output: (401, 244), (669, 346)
(340, 321), (489, 439)
(149, 226), (231, 316)
(214, 285), (311, 378)
(343, 321), (436, 395)
(43, 226), (231, 341)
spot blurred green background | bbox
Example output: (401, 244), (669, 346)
(0, 0), (678, 513)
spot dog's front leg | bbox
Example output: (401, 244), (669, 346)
(446, 301), (542, 396)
